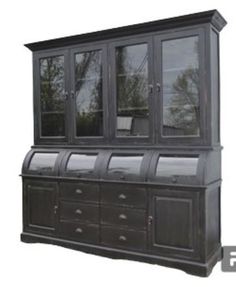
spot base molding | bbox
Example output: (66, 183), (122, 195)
(21, 232), (222, 277)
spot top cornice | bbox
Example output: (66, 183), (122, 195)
(25, 10), (227, 52)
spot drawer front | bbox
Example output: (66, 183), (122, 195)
(101, 226), (146, 251)
(59, 221), (99, 243)
(101, 206), (146, 230)
(60, 182), (99, 203)
(101, 184), (147, 209)
(60, 201), (99, 223)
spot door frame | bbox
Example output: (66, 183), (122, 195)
(148, 187), (202, 260)
(33, 48), (70, 145)
(69, 43), (109, 144)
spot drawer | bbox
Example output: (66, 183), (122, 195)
(101, 226), (146, 251)
(60, 182), (99, 203)
(59, 221), (99, 244)
(101, 206), (146, 230)
(60, 201), (99, 223)
(101, 184), (147, 209)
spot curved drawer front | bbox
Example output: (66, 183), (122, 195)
(60, 182), (99, 203)
(101, 206), (146, 230)
(101, 184), (147, 209)
(60, 201), (99, 223)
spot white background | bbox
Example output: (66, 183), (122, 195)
(0, 0), (235, 285)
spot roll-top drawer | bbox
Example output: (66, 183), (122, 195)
(101, 184), (147, 209)
(59, 221), (99, 244)
(101, 226), (146, 251)
(60, 201), (99, 223)
(101, 206), (146, 230)
(60, 182), (99, 203)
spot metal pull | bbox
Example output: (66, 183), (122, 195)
(54, 205), (58, 214)
(148, 215), (153, 225)
(75, 189), (83, 194)
(75, 227), (83, 234)
(118, 193), (127, 200)
(75, 209), (82, 215)
(119, 214), (127, 220)
(119, 235), (127, 242)
(156, 83), (161, 93)
(148, 84), (153, 94)
(63, 91), (69, 100)
(71, 90), (75, 100)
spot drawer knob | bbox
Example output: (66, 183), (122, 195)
(75, 209), (82, 215)
(75, 189), (83, 194)
(119, 214), (127, 220)
(75, 227), (83, 233)
(119, 235), (127, 241)
(118, 193), (126, 200)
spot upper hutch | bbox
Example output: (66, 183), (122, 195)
(21, 10), (227, 276)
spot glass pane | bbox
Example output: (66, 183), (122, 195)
(40, 56), (65, 136)
(108, 155), (143, 175)
(156, 156), (199, 177)
(66, 154), (97, 173)
(162, 36), (200, 136)
(29, 153), (58, 171)
(116, 44), (149, 137)
(75, 50), (103, 137)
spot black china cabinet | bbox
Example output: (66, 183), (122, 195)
(21, 10), (227, 276)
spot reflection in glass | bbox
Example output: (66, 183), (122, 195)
(75, 50), (103, 137)
(29, 153), (58, 171)
(116, 44), (149, 137)
(162, 36), (200, 136)
(108, 155), (143, 175)
(66, 154), (97, 173)
(156, 156), (199, 177)
(40, 56), (65, 136)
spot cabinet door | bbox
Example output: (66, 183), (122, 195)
(154, 28), (207, 145)
(34, 50), (69, 143)
(109, 37), (154, 144)
(23, 181), (58, 235)
(70, 45), (108, 144)
(148, 188), (200, 260)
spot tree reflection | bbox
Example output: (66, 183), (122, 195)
(164, 67), (200, 136)
(40, 56), (64, 112)
(116, 44), (149, 136)
(40, 56), (65, 136)
(75, 51), (103, 136)
(117, 49), (148, 117)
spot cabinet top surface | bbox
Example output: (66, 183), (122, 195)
(25, 10), (226, 52)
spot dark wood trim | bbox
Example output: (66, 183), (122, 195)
(25, 10), (226, 52)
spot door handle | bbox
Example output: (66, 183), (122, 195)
(54, 205), (58, 214)
(148, 215), (153, 225)
(156, 83), (161, 93)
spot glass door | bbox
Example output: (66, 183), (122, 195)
(154, 28), (206, 145)
(109, 37), (154, 144)
(70, 44), (108, 144)
(34, 50), (69, 143)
